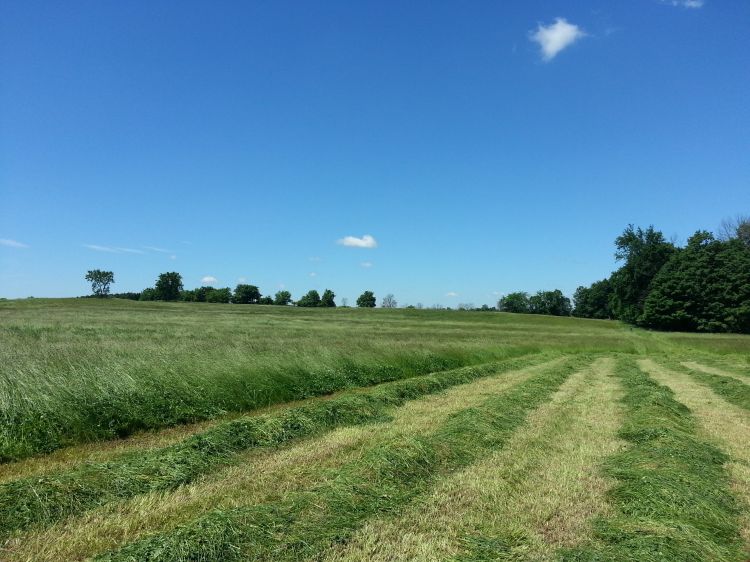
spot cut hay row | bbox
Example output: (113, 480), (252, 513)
(681, 360), (750, 381)
(4, 353), (566, 561)
(0, 353), (557, 540)
(641, 359), (750, 554)
(325, 356), (624, 561)
(559, 358), (745, 561)
(673, 362), (750, 412)
(91, 357), (589, 561)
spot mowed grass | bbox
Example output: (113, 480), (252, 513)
(1, 299), (750, 561)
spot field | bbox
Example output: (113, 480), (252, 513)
(1, 299), (749, 561)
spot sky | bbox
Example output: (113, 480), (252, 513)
(1, 1), (748, 306)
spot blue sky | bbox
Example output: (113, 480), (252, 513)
(1, 1), (748, 305)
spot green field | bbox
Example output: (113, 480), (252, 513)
(1, 299), (749, 561)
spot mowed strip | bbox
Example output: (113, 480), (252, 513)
(673, 361), (750, 412)
(92, 357), (590, 561)
(324, 357), (623, 562)
(681, 360), (750, 381)
(2, 356), (564, 561)
(560, 358), (745, 561)
(641, 359), (750, 553)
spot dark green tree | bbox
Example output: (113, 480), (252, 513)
(356, 290), (376, 308)
(297, 290), (321, 307)
(497, 292), (530, 313)
(609, 225), (675, 324)
(274, 290), (292, 306)
(320, 289), (336, 307)
(528, 290), (572, 316)
(154, 272), (183, 301)
(85, 269), (114, 297)
(573, 279), (613, 319)
(206, 287), (232, 303)
(259, 295), (274, 305)
(233, 284), (261, 304)
(139, 287), (157, 301)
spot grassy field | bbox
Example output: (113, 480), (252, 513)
(1, 298), (749, 561)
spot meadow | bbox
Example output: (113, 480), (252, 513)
(1, 298), (749, 561)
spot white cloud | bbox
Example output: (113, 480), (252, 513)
(360, 261), (373, 268)
(116, 247), (145, 254)
(144, 246), (171, 253)
(662, 0), (704, 7)
(309, 272), (317, 277)
(201, 276), (218, 285)
(0, 238), (29, 248)
(84, 244), (144, 254)
(337, 234), (378, 248)
(169, 255), (177, 260)
(445, 291), (458, 297)
(309, 256), (322, 262)
(529, 18), (585, 61)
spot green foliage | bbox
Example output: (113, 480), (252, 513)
(233, 284), (261, 304)
(110, 292), (141, 301)
(356, 290), (376, 308)
(609, 225), (675, 324)
(573, 279), (613, 319)
(258, 296), (274, 305)
(274, 290), (292, 306)
(297, 290), (321, 307)
(154, 272), (183, 301)
(497, 292), (530, 313)
(528, 289), (571, 316)
(84, 269), (114, 297)
(139, 288), (157, 301)
(641, 234), (750, 333)
(320, 289), (336, 307)
(206, 287), (232, 304)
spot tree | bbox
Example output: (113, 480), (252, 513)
(609, 225), (675, 324)
(356, 290), (376, 308)
(718, 214), (750, 246)
(528, 290), (571, 316)
(641, 232), (750, 333)
(573, 279), (613, 319)
(297, 290), (321, 307)
(320, 289), (336, 307)
(85, 269), (114, 297)
(497, 292), (530, 313)
(381, 294), (397, 308)
(154, 272), (183, 301)
(233, 284), (261, 304)
(259, 295), (274, 305)
(274, 290), (292, 306)
(194, 286), (212, 302)
(206, 287), (232, 303)
(139, 287), (157, 301)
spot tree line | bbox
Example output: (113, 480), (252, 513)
(572, 217), (750, 333)
(83, 270), (380, 308)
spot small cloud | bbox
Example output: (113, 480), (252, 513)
(309, 256), (322, 262)
(84, 244), (118, 253)
(337, 234), (378, 248)
(115, 247), (145, 254)
(529, 17), (585, 61)
(360, 261), (373, 268)
(238, 277), (247, 283)
(445, 291), (458, 297)
(309, 272), (317, 277)
(144, 246), (171, 253)
(0, 238), (29, 248)
(492, 291), (501, 296)
(662, 0), (703, 7)
(201, 276), (218, 285)
(278, 283), (285, 289)
(169, 255), (177, 260)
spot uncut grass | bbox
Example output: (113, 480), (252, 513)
(92, 356), (589, 561)
(670, 362), (750, 412)
(5, 298), (745, 462)
(640, 359), (750, 553)
(325, 357), (624, 562)
(559, 358), (745, 562)
(681, 360), (750, 381)
(3, 356), (561, 562)
(0, 354), (556, 541)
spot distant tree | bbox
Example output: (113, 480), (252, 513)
(206, 287), (232, 303)
(641, 232), (750, 333)
(357, 290), (376, 308)
(718, 214), (750, 246)
(341, 297), (349, 307)
(274, 290), (292, 306)
(139, 287), (157, 301)
(193, 286), (212, 302)
(457, 303), (474, 311)
(609, 225), (675, 324)
(528, 290), (572, 316)
(181, 289), (197, 302)
(259, 295), (274, 305)
(320, 289), (336, 307)
(381, 294), (397, 308)
(154, 272), (183, 301)
(498, 292), (530, 313)
(573, 279), (613, 319)
(233, 284), (261, 304)
(85, 269), (114, 297)
(297, 290), (321, 307)
(416, 303), (423, 309)
(110, 291), (141, 301)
